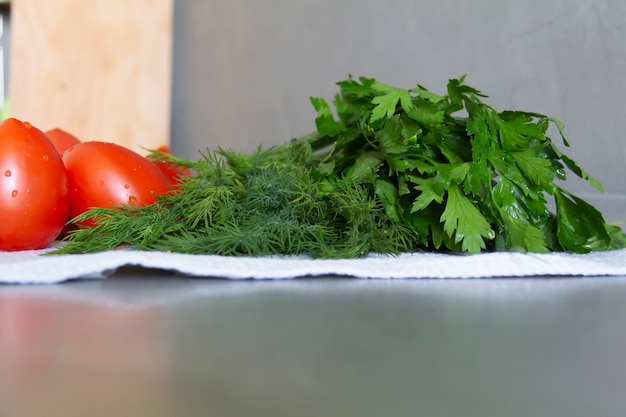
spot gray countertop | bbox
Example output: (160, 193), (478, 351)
(1, 272), (626, 416)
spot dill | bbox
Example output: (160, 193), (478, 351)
(56, 141), (421, 257)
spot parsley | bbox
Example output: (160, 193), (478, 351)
(305, 75), (624, 254)
(56, 76), (625, 256)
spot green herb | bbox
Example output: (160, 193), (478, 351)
(56, 142), (421, 257)
(56, 76), (625, 256)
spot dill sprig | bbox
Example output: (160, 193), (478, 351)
(55, 140), (421, 257)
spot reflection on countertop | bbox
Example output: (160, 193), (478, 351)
(2, 274), (626, 417)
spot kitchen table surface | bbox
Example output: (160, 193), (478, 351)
(1, 271), (626, 417)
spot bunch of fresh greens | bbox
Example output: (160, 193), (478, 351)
(56, 76), (625, 256)
(56, 141), (421, 257)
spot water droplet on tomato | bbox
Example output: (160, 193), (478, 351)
(11, 190), (18, 198)
(124, 184), (130, 189)
(99, 180), (104, 186)
(42, 154), (49, 161)
(26, 188), (30, 193)
(22, 121), (32, 129)
(4, 170), (10, 177)
(128, 196), (138, 205)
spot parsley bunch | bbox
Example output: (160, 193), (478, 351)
(57, 76), (625, 256)
(307, 75), (624, 254)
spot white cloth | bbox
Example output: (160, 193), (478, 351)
(1, 242), (626, 284)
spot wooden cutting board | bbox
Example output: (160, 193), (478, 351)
(8, 0), (173, 154)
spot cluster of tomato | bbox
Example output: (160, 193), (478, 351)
(0, 117), (190, 252)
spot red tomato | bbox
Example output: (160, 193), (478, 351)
(45, 128), (81, 155)
(150, 145), (192, 189)
(0, 118), (70, 251)
(62, 141), (171, 225)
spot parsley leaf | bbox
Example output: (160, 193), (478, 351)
(440, 183), (494, 254)
(370, 82), (414, 122)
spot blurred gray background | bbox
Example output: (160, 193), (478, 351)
(170, 0), (626, 220)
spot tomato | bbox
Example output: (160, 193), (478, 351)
(62, 141), (171, 225)
(45, 128), (81, 155)
(0, 118), (70, 251)
(150, 145), (192, 189)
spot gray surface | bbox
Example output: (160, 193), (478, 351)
(171, 0), (626, 206)
(2, 273), (626, 416)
